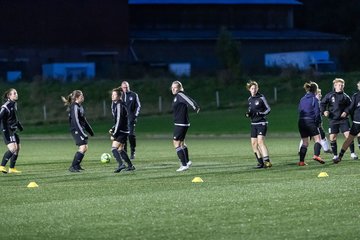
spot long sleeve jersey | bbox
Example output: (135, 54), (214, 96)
(349, 91), (360, 123)
(172, 91), (200, 126)
(0, 99), (20, 131)
(69, 102), (94, 137)
(122, 91), (141, 121)
(111, 101), (129, 137)
(320, 91), (351, 121)
(298, 92), (321, 124)
(247, 93), (271, 124)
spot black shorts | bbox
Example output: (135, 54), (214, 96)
(328, 120), (350, 134)
(298, 119), (320, 138)
(71, 130), (88, 146)
(250, 123), (268, 138)
(114, 132), (128, 144)
(350, 122), (360, 136)
(173, 126), (189, 141)
(3, 130), (20, 145)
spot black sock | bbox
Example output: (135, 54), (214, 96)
(314, 142), (321, 156)
(72, 152), (84, 167)
(176, 147), (187, 166)
(299, 146), (307, 162)
(9, 154), (18, 168)
(358, 137), (360, 149)
(350, 141), (355, 153)
(254, 153), (264, 165)
(339, 149), (346, 159)
(330, 141), (338, 156)
(119, 150), (132, 166)
(1, 150), (13, 166)
(183, 146), (189, 163)
(112, 148), (123, 165)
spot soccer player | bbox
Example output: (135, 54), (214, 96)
(320, 78), (357, 161)
(298, 88), (331, 153)
(109, 87), (135, 173)
(298, 82), (325, 166)
(0, 88), (24, 174)
(171, 81), (200, 172)
(335, 81), (360, 163)
(245, 81), (272, 168)
(121, 81), (141, 160)
(62, 90), (94, 172)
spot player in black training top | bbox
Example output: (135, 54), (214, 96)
(0, 88), (24, 174)
(62, 90), (94, 172)
(109, 87), (135, 173)
(335, 81), (360, 163)
(121, 81), (141, 160)
(245, 81), (272, 168)
(171, 81), (200, 172)
(320, 78), (358, 161)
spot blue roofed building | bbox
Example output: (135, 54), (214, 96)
(129, 0), (348, 72)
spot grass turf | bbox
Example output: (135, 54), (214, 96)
(1, 136), (360, 239)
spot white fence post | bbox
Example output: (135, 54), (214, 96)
(159, 96), (162, 113)
(274, 87), (278, 102)
(216, 91), (220, 108)
(43, 105), (47, 121)
(103, 100), (107, 117)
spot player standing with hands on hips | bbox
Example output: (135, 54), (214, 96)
(121, 81), (141, 160)
(109, 87), (135, 173)
(171, 81), (200, 172)
(62, 90), (94, 172)
(0, 88), (24, 174)
(245, 81), (272, 168)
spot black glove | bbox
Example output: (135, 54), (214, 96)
(245, 112), (250, 118)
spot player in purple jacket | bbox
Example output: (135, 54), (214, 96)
(298, 82), (325, 166)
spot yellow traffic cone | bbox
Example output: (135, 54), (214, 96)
(192, 177), (204, 183)
(27, 182), (39, 188)
(318, 172), (329, 178)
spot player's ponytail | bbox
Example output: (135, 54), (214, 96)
(303, 82), (318, 93)
(61, 90), (83, 106)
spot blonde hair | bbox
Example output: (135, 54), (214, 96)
(172, 81), (184, 91)
(246, 81), (258, 90)
(333, 78), (345, 85)
(303, 82), (318, 93)
(61, 90), (83, 106)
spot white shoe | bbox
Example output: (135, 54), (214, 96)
(187, 161), (192, 167)
(176, 165), (189, 172)
(351, 153), (358, 160)
(333, 155), (338, 160)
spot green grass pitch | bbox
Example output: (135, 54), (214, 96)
(1, 136), (360, 239)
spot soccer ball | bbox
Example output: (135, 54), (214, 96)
(100, 153), (111, 163)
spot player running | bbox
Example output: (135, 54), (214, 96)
(245, 81), (272, 168)
(320, 78), (358, 161)
(0, 88), (24, 174)
(298, 82), (325, 166)
(335, 81), (360, 163)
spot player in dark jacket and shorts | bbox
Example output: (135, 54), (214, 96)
(245, 81), (272, 168)
(0, 88), (24, 174)
(109, 87), (135, 173)
(121, 81), (141, 160)
(298, 82), (325, 166)
(171, 81), (200, 172)
(320, 78), (357, 161)
(62, 90), (94, 172)
(335, 81), (360, 163)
